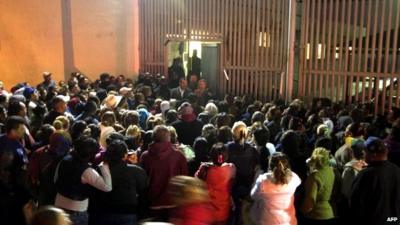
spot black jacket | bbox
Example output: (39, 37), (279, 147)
(93, 162), (148, 214)
(350, 161), (400, 225)
(226, 141), (260, 195)
(171, 119), (203, 146)
(170, 87), (192, 100)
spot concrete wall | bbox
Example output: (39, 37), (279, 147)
(0, 0), (139, 90)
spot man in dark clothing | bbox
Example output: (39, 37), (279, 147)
(264, 106), (282, 144)
(37, 72), (56, 92)
(0, 116), (29, 171)
(168, 58), (185, 88)
(350, 137), (400, 225)
(171, 103), (203, 146)
(170, 78), (192, 101)
(43, 96), (67, 125)
(0, 116), (31, 225)
(92, 139), (148, 224)
(187, 50), (201, 80)
(140, 125), (188, 220)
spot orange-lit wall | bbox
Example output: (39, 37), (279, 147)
(0, 0), (139, 91)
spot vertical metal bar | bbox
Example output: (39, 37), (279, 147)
(330, 0), (339, 101)
(349, 0), (359, 105)
(234, 0), (239, 66)
(375, 1), (386, 114)
(362, 0), (372, 103)
(266, 0), (271, 69)
(308, 0), (316, 99)
(355, 0), (365, 103)
(381, 0), (393, 112)
(368, 0), (380, 101)
(269, 0), (276, 70)
(320, 0), (328, 97)
(391, 0), (400, 107)
(326, 0), (334, 100)
(343, 0), (352, 103)
(314, 0), (322, 98)
(337, 0), (347, 102)
(245, 0), (251, 68)
(255, 0), (261, 68)
(286, 0), (296, 102)
(298, 0), (308, 97)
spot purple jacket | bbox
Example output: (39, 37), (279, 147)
(140, 141), (188, 207)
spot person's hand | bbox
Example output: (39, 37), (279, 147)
(23, 200), (37, 224)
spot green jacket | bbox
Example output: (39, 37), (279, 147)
(302, 166), (335, 220)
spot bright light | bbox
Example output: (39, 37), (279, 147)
(306, 43), (325, 59)
(188, 41), (202, 58)
(259, 32), (270, 48)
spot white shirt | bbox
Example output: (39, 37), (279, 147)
(250, 172), (301, 225)
(55, 164), (112, 212)
(179, 87), (185, 98)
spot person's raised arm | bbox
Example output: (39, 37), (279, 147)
(81, 163), (112, 192)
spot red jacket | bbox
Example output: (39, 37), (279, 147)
(140, 141), (188, 208)
(196, 163), (236, 222)
(170, 202), (214, 225)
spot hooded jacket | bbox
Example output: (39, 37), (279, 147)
(140, 141), (188, 208)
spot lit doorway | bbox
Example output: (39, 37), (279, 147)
(165, 40), (221, 94)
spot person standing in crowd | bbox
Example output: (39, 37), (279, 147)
(139, 125), (188, 221)
(252, 128), (275, 173)
(340, 140), (367, 201)
(187, 50), (201, 80)
(188, 73), (199, 91)
(43, 96), (68, 125)
(37, 72), (56, 92)
(350, 138), (400, 225)
(168, 58), (185, 89)
(194, 79), (212, 106)
(384, 118), (400, 166)
(168, 176), (213, 225)
(171, 103), (203, 146)
(28, 131), (72, 206)
(170, 78), (192, 101)
(250, 152), (301, 225)
(227, 121), (260, 225)
(54, 136), (112, 225)
(195, 143), (236, 225)
(0, 116), (31, 225)
(92, 139), (148, 225)
(301, 148), (336, 225)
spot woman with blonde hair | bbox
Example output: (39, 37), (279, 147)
(227, 121), (260, 225)
(31, 206), (71, 225)
(250, 152), (301, 225)
(301, 148), (336, 225)
(53, 116), (70, 131)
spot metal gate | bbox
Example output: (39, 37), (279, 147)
(298, 0), (400, 114)
(139, 0), (293, 101)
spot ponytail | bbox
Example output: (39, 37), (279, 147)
(269, 152), (291, 185)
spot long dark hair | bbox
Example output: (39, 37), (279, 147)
(269, 152), (291, 185)
(210, 143), (228, 166)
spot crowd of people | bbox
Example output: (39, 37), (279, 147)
(0, 71), (400, 225)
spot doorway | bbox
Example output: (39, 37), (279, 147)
(165, 40), (221, 93)
(200, 44), (220, 94)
